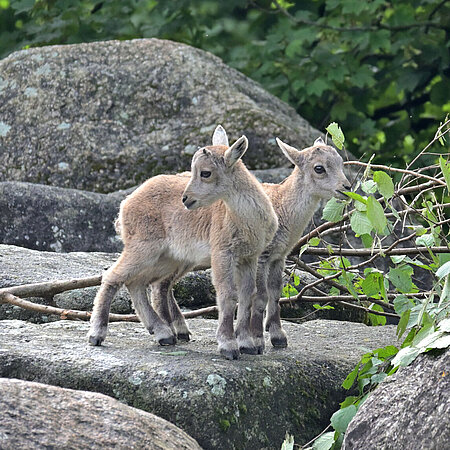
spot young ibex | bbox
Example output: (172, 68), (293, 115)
(87, 126), (278, 360)
(151, 135), (351, 353)
(250, 137), (351, 350)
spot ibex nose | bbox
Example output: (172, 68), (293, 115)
(344, 184), (352, 190)
(182, 195), (188, 204)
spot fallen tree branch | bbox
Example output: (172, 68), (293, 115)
(0, 291), (218, 321)
(0, 292), (137, 322)
(0, 275), (102, 298)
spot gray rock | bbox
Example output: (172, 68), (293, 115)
(0, 377), (202, 450)
(0, 169), (290, 253)
(343, 348), (450, 450)
(0, 244), (366, 325)
(0, 244), (215, 322)
(0, 181), (127, 253)
(0, 319), (398, 450)
(0, 39), (320, 193)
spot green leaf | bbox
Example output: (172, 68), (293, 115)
(312, 431), (336, 450)
(322, 197), (345, 222)
(415, 233), (435, 247)
(366, 196), (387, 234)
(350, 210), (373, 236)
(436, 261), (450, 279)
(389, 266), (417, 293)
(342, 362), (360, 390)
(361, 180), (377, 194)
(326, 122), (345, 150)
(373, 171), (394, 199)
(340, 396), (359, 408)
(397, 309), (410, 338)
(307, 79), (328, 97)
(313, 303), (335, 310)
(281, 433), (295, 450)
(438, 318), (450, 333)
(391, 346), (421, 368)
(393, 295), (414, 315)
(439, 156), (450, 192)
(374, 345), (399, 359)
(344, 191), (367, 204)
(428, 334), (450, 349)
(368, 304), (387, 326)
(370, 373), (387, 384)
(361, 234), (373, 248)
(308, 237), (321, 246)
(361, 272), (382, 297)
(330, 405), (357, 433)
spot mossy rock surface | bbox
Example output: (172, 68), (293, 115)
(0, 318), (398, 449)
(0, 39), (319, 193)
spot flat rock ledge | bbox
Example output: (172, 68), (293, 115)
(0, 318), (397, 449)
(0, 377), (201, 450)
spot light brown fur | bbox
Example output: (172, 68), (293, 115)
(250, 137), (351, 350)
(87, 126), (278, 360)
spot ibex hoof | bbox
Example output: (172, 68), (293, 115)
(239, 346), (259, 355)
(271, 337), (288, 348)
(177, 333), (190, 342)
(158, 336), (176, 346)
(255, 345), (264, 355)
(220, 348), (240, 360)
(88, 336), (104, 346)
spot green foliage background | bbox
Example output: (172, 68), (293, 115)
(1, 0), (449, 163)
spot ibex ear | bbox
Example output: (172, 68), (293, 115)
(212, 125), (229, 147)
(314, 137), (325, 146)
(276, 138), (302, 166)
(224, 136), (248, 168)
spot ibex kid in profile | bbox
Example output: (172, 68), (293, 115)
(132, 132), (350, 354)
(250, 137), (351, 351)
(87, 126), (278, 360)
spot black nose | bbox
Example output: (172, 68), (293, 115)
(182, 195), (188, 204)
(344, 184), (352, 190)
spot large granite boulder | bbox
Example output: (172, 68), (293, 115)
(0, 244), (215, 322)
(343, 348), (450, 450)
(0, 181), (127, 253)
(0, 39), (319, 193)
(0, 170), (291, 253)
(0, 377), (202, 450)
(0, 319), (397, 449)
(0, 244), (366, 324)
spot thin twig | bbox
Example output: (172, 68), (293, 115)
(302, 246), (449, 256)
(344, 161), (447, 186)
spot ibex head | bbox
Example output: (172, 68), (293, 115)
(276, 137), (351, 200)
(182, 126), (249, 210)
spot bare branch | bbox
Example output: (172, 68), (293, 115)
(344, 160), (446, 186)
(0, 291), (218, 321)
(302, 246), (449, 257)
(0, 275), (102, 298)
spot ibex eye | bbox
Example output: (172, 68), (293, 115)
(200, 171), (211, 178)
(314, 165), (325, 174)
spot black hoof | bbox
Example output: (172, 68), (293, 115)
(220, 348), (240, 360)
(255, 345), (264, 355)
(177, 333), (190, 342)
(271, 337), (288, 348)
(240, 346), (259, 355)
(88, 336), (103, 346)
(158, 336), (176, 346)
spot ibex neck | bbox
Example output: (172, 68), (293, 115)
(224, 173), (274, 228)
(280, 166), (321, 235)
